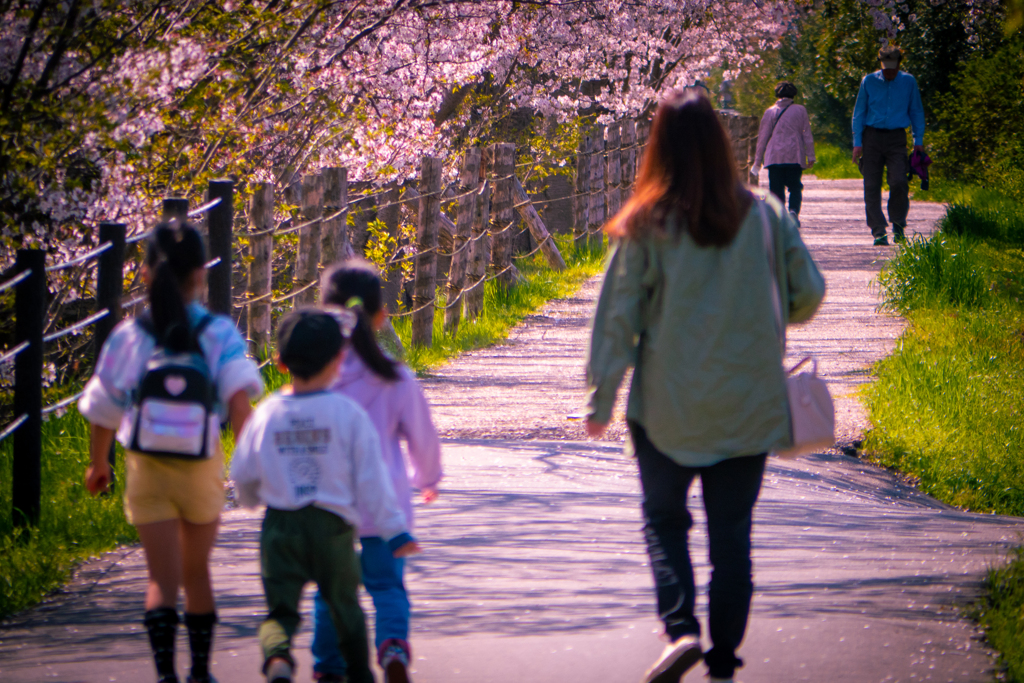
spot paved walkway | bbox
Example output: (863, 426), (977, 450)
(1, 179), (1020, 683)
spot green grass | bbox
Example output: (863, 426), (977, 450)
(875, 232), (990, 313)
(865, 229), (1024, 515)
(810, 142), (861, 180)
(0, 398), (137, 618)
(0, 233), (605, 620)
(392, 234), (606, 374)
(977, 548), (1024, 681)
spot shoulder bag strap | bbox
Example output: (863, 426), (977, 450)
(761, 103), (793, 157)
(758, 200), (785, 354)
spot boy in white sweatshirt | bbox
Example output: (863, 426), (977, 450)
(230, 308), (418, 683)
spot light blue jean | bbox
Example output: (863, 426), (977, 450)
(312, 536), (409, 676)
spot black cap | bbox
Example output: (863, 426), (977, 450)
(276, 307), (345, 379)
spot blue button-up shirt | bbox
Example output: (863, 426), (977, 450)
(851, 70), (925, 147)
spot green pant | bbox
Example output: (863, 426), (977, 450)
(259, 506), (372, 683)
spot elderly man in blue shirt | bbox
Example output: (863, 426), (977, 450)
(851, 45), (925, 245)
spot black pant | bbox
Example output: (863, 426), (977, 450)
(630, 422), (767, 679)
(767, 163), (803, 215)
(860, 126), (910, 237)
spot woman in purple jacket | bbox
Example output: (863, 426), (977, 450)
(311, 259), (443, 683)
(752, 82), (815, 223)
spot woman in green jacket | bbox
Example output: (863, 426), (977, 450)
(585, 90), (825, 683)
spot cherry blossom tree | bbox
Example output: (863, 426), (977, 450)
(2, 0), (799, 265)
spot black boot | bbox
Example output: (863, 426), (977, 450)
(144, 607), (180, 683)
(184, 612), (218, 683)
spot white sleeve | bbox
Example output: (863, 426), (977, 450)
(77, 375), (125, 430)
(229, 411), (264, 508)
(218, 357), (263, 406)
(350, 411), (407, 539)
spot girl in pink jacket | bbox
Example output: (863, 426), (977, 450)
(311, 259), (442, 683)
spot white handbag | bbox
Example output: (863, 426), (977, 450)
(759, 201), (835, 458)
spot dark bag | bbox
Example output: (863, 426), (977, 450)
(129, 314), (217, 459)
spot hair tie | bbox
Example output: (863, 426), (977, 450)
(344, 296), (364, 310)
(325, 307), (358, 338)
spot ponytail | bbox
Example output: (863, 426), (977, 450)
(146, 221), (206, 352)
(320, 260), (400, 381)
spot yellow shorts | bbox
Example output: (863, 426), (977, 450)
(123, 449), (225, 526)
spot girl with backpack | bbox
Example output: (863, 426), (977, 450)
(79, 221), (263, 683)
(310, 259), (442, 683)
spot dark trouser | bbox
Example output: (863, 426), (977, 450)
(767, 163), (803, 215)
(861, 126), (910, 238)
(630, 421), (767, 679)
(259, 506), (372, 683)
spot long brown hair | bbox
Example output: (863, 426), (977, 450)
(606, 89), (751, 246)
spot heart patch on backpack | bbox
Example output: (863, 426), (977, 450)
(164, 375), (187, 396)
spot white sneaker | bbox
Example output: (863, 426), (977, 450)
(265, 658), (293, 683)
(640, 634), (702, 683)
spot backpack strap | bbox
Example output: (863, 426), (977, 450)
(193, 314), (215, 340)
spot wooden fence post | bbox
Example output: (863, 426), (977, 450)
(207, 179), (233, 316)
(511, 177), (566, 270)
(294, 174), (323, 306)
(606, 121), (622, 221)
(574, 130), (592, 246)
(490, 143), (516, 286)
(588, 124), (606, 250)
(162, 197), (189, 223)
(464, 181), (491, 322)
(621, 119), (637, 202)
(13, 249), (45, 527)
(95, 223), (126, 356)
(247, 182), (274, 356)
(322, 167), (349, 265)
(445, 147), (481, 335)
(638, 119), (651, 156)
(412, 156), (442, 347)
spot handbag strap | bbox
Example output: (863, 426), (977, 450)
(761, 102), (793, 157)
(758, 200), (785, 355)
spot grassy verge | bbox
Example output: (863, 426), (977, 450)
(865, 187), (1024, 679)
(810, 142), (861, 180)
(977, 548), (1024, 681)
(0, 400), (136, 618)
(0, 232), (605, 620)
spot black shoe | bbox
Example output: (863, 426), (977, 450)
(893, 225), (906, 243)
(873, 235), (889, 246)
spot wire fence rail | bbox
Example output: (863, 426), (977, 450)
(1, 112), (761, 529)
